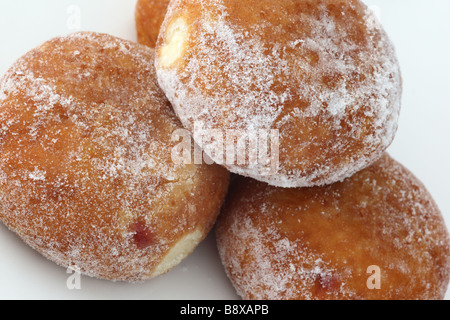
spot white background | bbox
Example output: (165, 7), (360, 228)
(0, 0), (449, 300)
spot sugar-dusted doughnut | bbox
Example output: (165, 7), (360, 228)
(0, 32), (230, 282)
(155, 0), (402, 188)
(216, 154), (450, 300)
(135, 0), (170, 47)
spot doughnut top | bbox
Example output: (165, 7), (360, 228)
(216, 154), (450, 299)
(0, 32), (229, 281)
(156, 0), (402, 187)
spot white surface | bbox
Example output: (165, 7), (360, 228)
(0, 0), (449, 300)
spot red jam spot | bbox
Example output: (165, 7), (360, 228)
(313, 273), (340, 298)
(131, 220), (155, 249)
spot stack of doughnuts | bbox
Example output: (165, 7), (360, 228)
(137, 0), (449, 299)
(0, 0), (447, 299)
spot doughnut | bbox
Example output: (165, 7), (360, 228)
(0, 32), (230, 282)
(135, 0), (170, 47)
(216, 154), (450, 300)
(155, 0), (403, 188)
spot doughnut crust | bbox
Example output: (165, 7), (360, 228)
(216, 154), (450, 300)
(155, 0), (402, 188)
(135, 0), (171, 47)
(0, 32), (230, 282)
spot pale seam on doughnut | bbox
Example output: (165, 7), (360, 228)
(151, 227), (204, 277)
(159, 17), (189, 67)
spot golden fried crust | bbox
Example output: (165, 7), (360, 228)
(0, 32), (230, 282)
(135, 0), (170, 47)
(155, 0), (402, 188)
(216, 154), (450, 300)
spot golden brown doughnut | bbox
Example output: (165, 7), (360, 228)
(216, 154), (450, 300)
(135, 0), (170, 47)
(155, 0), (402, 188)
(0, 32), (230, 282)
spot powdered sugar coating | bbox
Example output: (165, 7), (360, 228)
(0, 32), (229, 282)
(216, 154), (450, 300)
(156, 0), (402, 188)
